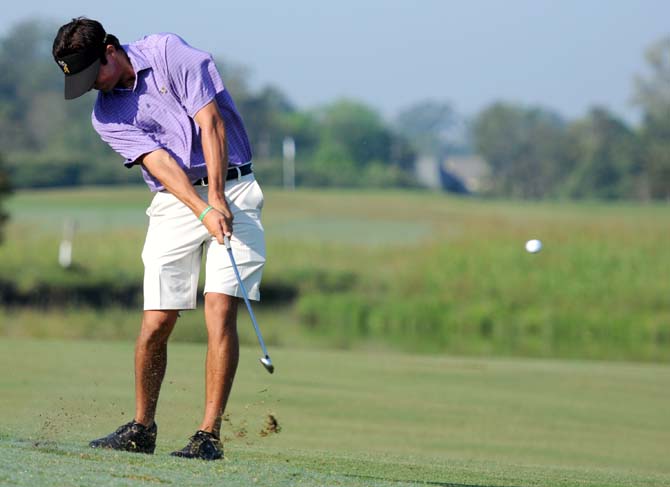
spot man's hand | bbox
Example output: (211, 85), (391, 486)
(201, 197), (233, 244)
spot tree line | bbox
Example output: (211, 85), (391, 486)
(0, 19), (417, 192)
(469, 35), (670, 200)
(1, 18), (670, 203)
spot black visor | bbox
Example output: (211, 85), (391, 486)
(56, 45), (103, 100)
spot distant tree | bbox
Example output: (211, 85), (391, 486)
(638, 113), (670, 199)
(395, 100), (457, 156)
(564, 107), (641, 199)
(0, 153), (11, 242)
(473, 102), (571, 199)
(633, 37), (670, 199)
(238, 85), (295, 159)
(0, 18), (122, 188)
(316, 99), (393, 166)
(0, 19), (61, 151)
(279, 110), (320, 160)
(213, 56), (252, 101)
(292, 99), (415, 187)
(633, 37), (670, 122)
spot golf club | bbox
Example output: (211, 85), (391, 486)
(223, 235), (274, 374)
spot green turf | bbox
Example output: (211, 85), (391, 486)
(0, 338), (668, 486)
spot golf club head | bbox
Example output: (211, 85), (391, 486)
(260, 355), (274, 374)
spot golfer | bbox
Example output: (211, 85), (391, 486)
(52, 18), (265, 460)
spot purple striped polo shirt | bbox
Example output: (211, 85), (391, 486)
(92, 33), (252, 192)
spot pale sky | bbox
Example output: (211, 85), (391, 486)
(2, 0), (668, 124)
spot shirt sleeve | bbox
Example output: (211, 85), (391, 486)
(92, 111), (163, 167)
(164, 34), (224, 118)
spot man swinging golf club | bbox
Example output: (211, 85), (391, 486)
(52, 17), (266, 460)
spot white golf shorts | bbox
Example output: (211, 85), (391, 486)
(141, 173), (265, 310)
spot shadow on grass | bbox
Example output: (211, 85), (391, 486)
(342, 473), (523, 487)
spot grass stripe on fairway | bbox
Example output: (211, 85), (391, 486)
(0, 338), (668, 486)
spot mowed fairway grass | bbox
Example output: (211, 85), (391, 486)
(0, 338), (669, 487)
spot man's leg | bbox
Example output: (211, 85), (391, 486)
(89, 309), (177, 453)
(199, 292), (239, 437)
(134, 310), (179, 426)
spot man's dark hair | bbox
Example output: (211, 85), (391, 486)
(52, 17), (122, 65)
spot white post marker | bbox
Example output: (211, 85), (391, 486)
(282, 136), (296, 191)
(58, 219), (78, 268)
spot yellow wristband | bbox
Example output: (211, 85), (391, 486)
(198, 205), (214, 221)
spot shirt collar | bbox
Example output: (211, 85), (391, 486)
(121, 44), (152, 92)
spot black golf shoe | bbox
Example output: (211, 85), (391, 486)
(170, 430), (223, 460)
(89, 420), (157, 454)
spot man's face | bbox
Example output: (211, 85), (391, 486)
(93, 46), (123, 93)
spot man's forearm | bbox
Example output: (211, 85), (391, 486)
(198, 108), (228, 200)
(142, 149), (231, 243)
(141, 150), (209, 217)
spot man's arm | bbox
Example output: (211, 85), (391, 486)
(193, 100), (233, 235)
(141, 149), (229, 244)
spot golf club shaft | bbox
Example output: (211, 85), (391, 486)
(223, 236), (271, 359)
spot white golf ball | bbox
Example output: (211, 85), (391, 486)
(525, 239), (542, 253)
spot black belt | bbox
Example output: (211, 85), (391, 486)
(193, 164), (253, 186)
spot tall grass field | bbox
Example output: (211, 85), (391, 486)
(1, 186), (669, 361)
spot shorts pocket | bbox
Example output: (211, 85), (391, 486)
(249, 180), (264, 211)
(146, 192), (170, 218)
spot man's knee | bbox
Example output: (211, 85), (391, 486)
(205, 293), (238, 316)
(205, 293), (238, 336)
(140, 310), (178, 344)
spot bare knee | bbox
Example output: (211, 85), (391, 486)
(205, 293), (238, 340)
(140, 310), (178, 346)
